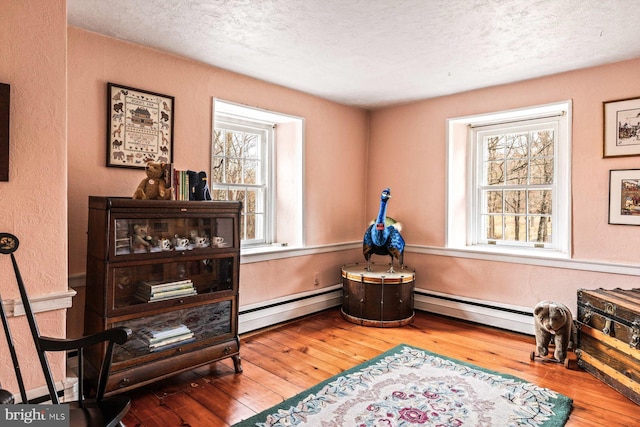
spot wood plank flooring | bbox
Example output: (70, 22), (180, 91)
(119, 308), (637, 426)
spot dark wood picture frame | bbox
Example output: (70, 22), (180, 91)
(603, 96), (640, 158)
(0, 83), (9, 181)
(608, 168), (640, 225)
(107, 83), (174, 169)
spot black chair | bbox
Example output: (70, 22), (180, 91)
(0, 232), (132, 427)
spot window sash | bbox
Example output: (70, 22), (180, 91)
(472, 119), (559, 249)
(212, 120), (272, 246)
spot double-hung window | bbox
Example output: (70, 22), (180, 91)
(474, 119), (556, 248)
(212, 99), (304, 250)
(447, 101), (571, 257)
(212, 119), (271, 245)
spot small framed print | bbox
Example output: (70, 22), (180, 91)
(609, 169), (640, 225)
(107, 83), (174, 168)
(603, 96), (640, 158)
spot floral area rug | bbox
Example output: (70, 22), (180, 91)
(233, 344), (572, 427)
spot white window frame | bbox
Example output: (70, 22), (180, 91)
(213, 99), (305, 252)
(446, 101), (572, 258)
(212, 118), (273, 246)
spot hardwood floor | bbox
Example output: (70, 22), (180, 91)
(120, 307), (637, 426)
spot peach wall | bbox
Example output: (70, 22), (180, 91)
(0, 0), (67, 391)
(369, 58), (640, 311)
(67, 28), (368, 306)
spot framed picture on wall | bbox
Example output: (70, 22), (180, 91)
(609, 169), (640, 225)
(603, 96), (640, 158)
(0, 82), (9, 181)
(107, 83), (174, 168)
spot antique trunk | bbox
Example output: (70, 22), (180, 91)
(576, 288), (640, 405)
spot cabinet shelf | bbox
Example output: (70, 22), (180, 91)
(84, 197), (242, 395)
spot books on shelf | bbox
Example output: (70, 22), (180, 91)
(165, 164), (190, 201)
(135, 279), (197, 303)
(139, 324), (195, 352)
(165, 163), (212, 201)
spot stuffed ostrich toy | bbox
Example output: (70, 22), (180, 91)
(363, 188), (405, 273)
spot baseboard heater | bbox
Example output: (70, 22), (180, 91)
(238, 284), (343, 334)
(238, 285), (535, 336)
(413, 289), (535, 336)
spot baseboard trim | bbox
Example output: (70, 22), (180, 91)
(238, 284), (343, 334)
(12, 377), (78, 404)
(238, 285), (534, 336)
(414, 289), (535, 335)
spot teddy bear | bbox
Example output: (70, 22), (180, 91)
(533, 300), (577, 363)
(133, 161), (171, 200)
(131, 224), (153, 252)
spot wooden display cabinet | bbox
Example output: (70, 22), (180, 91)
(84, 196), (242, 396)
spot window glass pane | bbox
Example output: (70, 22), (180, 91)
(211, 189), (227, 201)
(230, 189), (245, 204)
(244, 134), (259, 159)
(245, 189), (257, 213)
(504, 190), (526, 214)
(504, 215), (526, 241)
(484, 215), (502, 239)
(212, 162), (223, 183)
(506, 159), (528, 184)
(485, 190), (503, 214)
(244, 213), (255, 239)
(213, 130), (224, 156)
(485, 161), (504, 185)
(243, 159), (260, 185)
(225, 159), (242, 184)
(529, 216), (552, 243)
(528, 190), (552, 215)
(229, 132), (244, 157)
(530, 157), (554, 184)
(484, 136), (504, 161)
(531, 130), (554, 157)
(506, 133), (528, 158)
(211, 158), (224, 183)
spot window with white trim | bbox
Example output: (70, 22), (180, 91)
(212, 119), (271, 245)
(212, 99), (304, 249)
(447, 101), (571, 257)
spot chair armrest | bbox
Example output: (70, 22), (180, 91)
(39, 326), (132, 352)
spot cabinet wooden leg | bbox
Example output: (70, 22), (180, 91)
(232, 354), (243, 373)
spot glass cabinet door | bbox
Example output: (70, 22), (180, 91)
(113, 216), (234, 256)
(111, 300), (232, 363)
(110, 257), (234, 312)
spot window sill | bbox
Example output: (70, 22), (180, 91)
(451, 244), (570, 260)
(240, 241), (360, 264)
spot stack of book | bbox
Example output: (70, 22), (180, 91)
(164, 164), (211, 201)
(139, 324), (195, 352)
(134, 279), (197, 303)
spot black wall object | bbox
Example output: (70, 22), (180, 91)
(0, 83), (9, 182)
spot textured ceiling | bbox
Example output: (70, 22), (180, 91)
(67, 0), (640, 108)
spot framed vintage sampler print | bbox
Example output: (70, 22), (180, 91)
(107, 83), (174, 168)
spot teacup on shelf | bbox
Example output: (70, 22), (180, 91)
(193, 236), (210, 248)
(172, 237), (190, 250)
(212, 236), (228, 247)
(157, 238), (172, 251)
